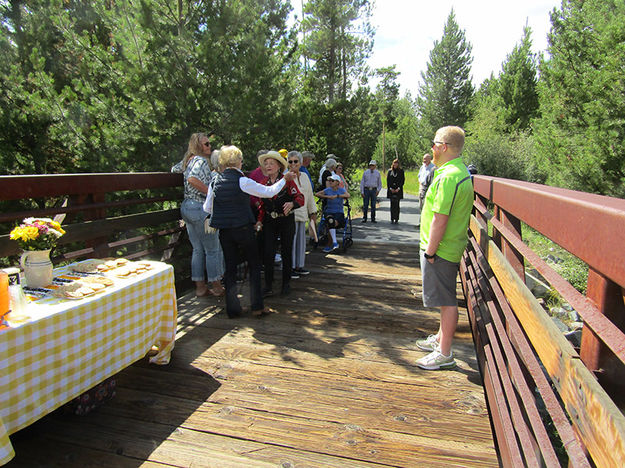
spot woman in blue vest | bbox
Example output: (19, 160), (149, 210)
(172, 133), (225, 297)
(203, 146), (295, 318)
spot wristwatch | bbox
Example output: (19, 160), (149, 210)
(424, 252), (436, 260)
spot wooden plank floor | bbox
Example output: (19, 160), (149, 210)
(6, 243), (498, 467)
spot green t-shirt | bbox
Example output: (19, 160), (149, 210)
(419, 158), (474, 263)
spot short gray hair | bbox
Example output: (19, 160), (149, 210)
(210, 150), (221, 170)
(302, 151), (315, 160)
(325, 158), (337, 169)
(287, 151), (302, 163)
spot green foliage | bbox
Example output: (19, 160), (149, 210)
(464, 26), (543, 182)
(0, 0), (297, 174)
(534, 0), (625, 197)
(417, 9), (474, 137)
(301, 0), (374, 103)
(498, 26), (540, 132)
(522, 224), (589, 295)
(1, 0), (624, 206)
(372, 98), (421, 169)
(463, 132), (546, 183)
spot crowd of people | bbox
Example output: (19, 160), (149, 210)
(173, 126), (475, 372)
(172, 139), (354, 317)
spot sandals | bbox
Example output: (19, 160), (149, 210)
(196, 287), (225, 297)
(252, 307), (272, 318)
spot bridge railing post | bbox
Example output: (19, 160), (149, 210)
(581, 269), (625, 389)
(493, 206), (525, 284)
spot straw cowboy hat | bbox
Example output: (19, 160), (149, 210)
(259, 150), (288, 170)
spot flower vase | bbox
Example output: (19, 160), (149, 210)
(20, 249), (54, 288)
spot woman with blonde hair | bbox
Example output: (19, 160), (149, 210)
(203, 146), (296, 318)
(172, 132), (225, 297)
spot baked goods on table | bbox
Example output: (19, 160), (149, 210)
(106, 261), (153, 278)
(69, 258), (153, 278)
(52, 282), (99, 299)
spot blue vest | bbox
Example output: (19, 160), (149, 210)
(210, 169), (255, 229)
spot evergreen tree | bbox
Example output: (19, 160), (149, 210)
(417, 10), (473, 136)
(301, 0), (374, 103)
(499, 26), (539, 132)
(463, 26), (544, 182)
(534, 0), (625, 196)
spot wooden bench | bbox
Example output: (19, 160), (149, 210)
(461, 176), (625, 467)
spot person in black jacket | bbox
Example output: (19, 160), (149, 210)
(203, 146), (295, 318)
(386, 158), (405, 224)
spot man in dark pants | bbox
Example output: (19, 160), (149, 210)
(359, 159), (382, 223)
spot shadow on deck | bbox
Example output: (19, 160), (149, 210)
(5, 243), (497, 467)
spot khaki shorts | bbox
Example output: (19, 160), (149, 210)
(420, 251), (460, 307)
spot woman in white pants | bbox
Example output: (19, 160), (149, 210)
(287, 151), (317, 277)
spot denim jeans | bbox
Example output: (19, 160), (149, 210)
(362, 188), (377, 220)
(181, 199), (224, 282)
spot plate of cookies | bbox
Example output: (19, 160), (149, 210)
(52, 281), (100, 300)
(105, 261), (154, 278)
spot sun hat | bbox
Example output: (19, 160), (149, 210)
(329, 174), (341, 182)
(259, 150), (288, 170)
(368, 159), (377, 166)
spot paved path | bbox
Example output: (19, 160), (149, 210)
(350, 189), (421, 246)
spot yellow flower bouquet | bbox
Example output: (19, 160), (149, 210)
(9, 217), (66, 251)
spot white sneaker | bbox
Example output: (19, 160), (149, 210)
(416, 349), (456, 370)
(416, 334), (439, 352)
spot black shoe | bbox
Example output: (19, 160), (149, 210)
(371, 219), (377, 223)
(291, 272), (300, 279)
(227, 310), (242, 319)
(262, 288), (274, 298)
(294, 268), (310, 275)
(280, 284), (291, 296)
(361, 218), (367, 223)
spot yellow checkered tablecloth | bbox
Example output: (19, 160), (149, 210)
(0, 260), (177, 465)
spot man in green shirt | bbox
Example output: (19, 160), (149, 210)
(415, 126), (474, 370)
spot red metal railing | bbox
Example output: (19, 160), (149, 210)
(0, 173), (188, 282)
(462, 175), (625, 467)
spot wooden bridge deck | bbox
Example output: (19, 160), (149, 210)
(6, 243), (498, 467)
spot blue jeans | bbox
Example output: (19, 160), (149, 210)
(362, 188), (377, 220)
(181, 199), (224, 282)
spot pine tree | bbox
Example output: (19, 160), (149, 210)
(534, 0), (625, 196)
(499, 26), (539, 132)
(301, 0), (374, 103)
(417, 10), (473, 136)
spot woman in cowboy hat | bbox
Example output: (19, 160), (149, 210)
(257, 151), (304, 297)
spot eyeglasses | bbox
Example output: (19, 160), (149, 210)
(432, 140), (450, 147)
(287, 160), (299, 164)
(203, 141), (211, 147)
